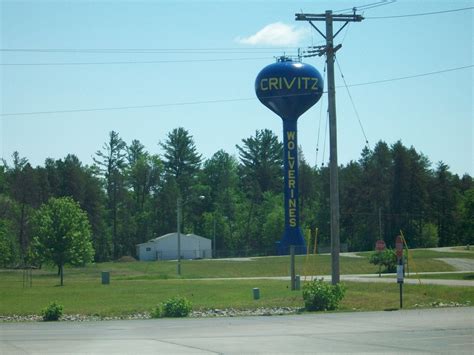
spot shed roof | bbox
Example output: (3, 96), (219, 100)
(137, 232), (209, 246)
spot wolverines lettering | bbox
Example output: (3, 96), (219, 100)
(260, 77), (319, 91)
(286, 130), (297, 227)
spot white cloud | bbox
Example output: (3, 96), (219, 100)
(235, 22), (309, 46)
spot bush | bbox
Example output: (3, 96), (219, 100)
(369, 248), (397, 273)
(302, 279), (345, 312)
(151, 304), (163, 318)
(41, 301), (63, 321)
(152, 296), (192, 318)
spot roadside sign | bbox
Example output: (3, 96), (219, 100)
(397, 265), (404, 283)
(376, 240), (386, 251)
(397, 263), (404, 309)
(395, 235), (403, 259)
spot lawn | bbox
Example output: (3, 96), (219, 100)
(0, 277), (304, 316)
(1, 273), (472, 316)
(1, 248), (472, 317)
(22, 249), (462, 282)
(340, 282), (473, 311)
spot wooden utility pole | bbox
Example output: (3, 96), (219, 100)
(296, 10), (364, 284)
(177, 196), (182, 275)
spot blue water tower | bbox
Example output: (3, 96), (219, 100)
(255, 57), (324, 254)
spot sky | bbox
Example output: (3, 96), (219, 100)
(1, 0), (473, 176)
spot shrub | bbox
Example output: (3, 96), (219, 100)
(369, 248), (397, 273)
(41, 301), (63, 321)
(151, 304), (163, 318)
(302, 279), (345, 312)
(152, 296), (192, 318)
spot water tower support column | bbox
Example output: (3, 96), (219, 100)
(280, 119), (306, 255)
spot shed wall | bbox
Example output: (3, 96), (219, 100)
(137, 234), (212, 261)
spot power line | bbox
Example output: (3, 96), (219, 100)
(0, 98), (255, 117)
(0, 57), (271, 66)
(321, 111), (329, 168)
(335, 56), (370, 149)
(1, 64), (471, 117)
(366, 6), (474, 19)
(355, 0), (396, 11)
(336, 0), (396, 13)
(315, 64), (327, 168)
(341, 22), (351, 45)
(0, 47), (296, 54)
(346, 65), (473, 87)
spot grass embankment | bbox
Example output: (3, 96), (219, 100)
(1, 274), (472, 316)
(1, 249), (472, 317)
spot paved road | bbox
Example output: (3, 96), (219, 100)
(1, 307), (473, 354)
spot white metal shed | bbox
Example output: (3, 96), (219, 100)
(136, 233), (212, 261)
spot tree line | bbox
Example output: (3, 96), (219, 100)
(0, 127), (472, 266)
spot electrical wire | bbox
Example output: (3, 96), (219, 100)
(335, 56), (370, 149)
(0, 48), (296, 54)
(315, 64), (327, 167)
(1, 64), (471, 117)
(315, 97), (325, 168)
(0, 98), (255, 117)
(357, 0), (396, 11)
(1, 57), (272, 66)
(366, 6), (474, 19)
(340, 21), (351, 45)
(321, 111), (329, 167)
(345, 65), (473, 88)
(336, 0), (396, 13)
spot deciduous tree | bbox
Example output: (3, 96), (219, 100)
(32, 197), (94, 286)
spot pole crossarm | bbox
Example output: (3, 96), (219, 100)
(295, 13), (364, 22)
(296, 11), (364, 41)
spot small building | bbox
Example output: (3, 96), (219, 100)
(136, 233), (212, 261)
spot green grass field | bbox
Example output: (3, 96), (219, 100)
(1, 274), (473, 316)
(1, 249), (472, 317)
(29, 249), (468, 281)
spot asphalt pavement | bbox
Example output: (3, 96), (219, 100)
(1, 307), (473, 354)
